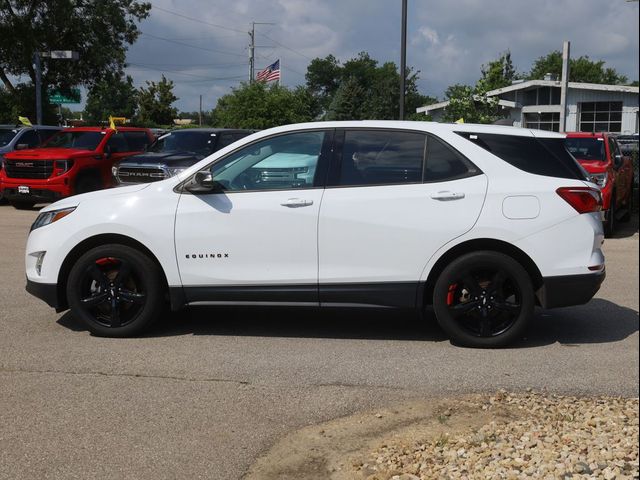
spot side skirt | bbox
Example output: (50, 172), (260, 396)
(169, 282), (419, 310)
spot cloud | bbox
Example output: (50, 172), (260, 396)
(117, 0), (638, 112)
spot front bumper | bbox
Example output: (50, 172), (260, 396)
(537, 269), (606, 309)
(26, 279), (62, 310)
(3, 187), (64, 203)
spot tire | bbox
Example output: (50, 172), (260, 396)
(604, 195), (616, 237)
(67, 244), (165, 337)
(75, 174), (103, 195)
(432, 251), (535, 348)
(11, 200), (36, 210)
(619, 189), (632, 223)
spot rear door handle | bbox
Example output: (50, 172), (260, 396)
(280, 198), (314, 208)
(430, 191), (465, 201)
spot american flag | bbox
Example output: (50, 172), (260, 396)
(256, 59), (281, 83)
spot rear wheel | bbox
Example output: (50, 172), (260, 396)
(432, 251), (535, 348)
(67, 244), (164, 337)
(620, 189), (633, 223)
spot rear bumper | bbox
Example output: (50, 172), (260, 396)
(26, 279), (61, 310)
(537, 269), (606, 309)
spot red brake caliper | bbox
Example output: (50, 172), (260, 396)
(447, 284), (457, 306)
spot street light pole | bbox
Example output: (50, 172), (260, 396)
(399, 0), (407, 120)
(33, 53), (43, 125)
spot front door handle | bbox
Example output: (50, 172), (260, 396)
(430, 191), (465, 201)
(280, 198), (314, 208)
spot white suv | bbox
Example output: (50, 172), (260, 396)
(25, 121), (605, 347)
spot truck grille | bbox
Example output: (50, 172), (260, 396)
(117, 167), (166, 184)
(4, 159), (53, 179)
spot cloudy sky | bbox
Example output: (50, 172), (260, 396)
(123, 0), (639, 112)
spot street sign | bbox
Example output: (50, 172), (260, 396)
(47, 50), (80, 60)
(48, 88), (81, 104)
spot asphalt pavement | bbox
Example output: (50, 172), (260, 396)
(0, 203), (637, 479)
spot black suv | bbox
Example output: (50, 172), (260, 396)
(114, 128), (255, 185)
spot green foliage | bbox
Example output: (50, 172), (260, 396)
(84, 72), (138, 122)
(476, 51), (518, 92)
(213, 82), (320, 129)
(528, 51), (628, 84)
(441, 84), (500, 124)
(0, 84), (57, 124)
(0, 1), (150, 92)
(136, 75), (178, 125)
(0, 0), (149, 125)
(307, 51), (437, 120)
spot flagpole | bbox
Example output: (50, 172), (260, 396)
(279, 59), (282, 87)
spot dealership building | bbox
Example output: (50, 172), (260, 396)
(417, 79), (639, 134)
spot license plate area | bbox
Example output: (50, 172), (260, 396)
(18, 185), (30, 194)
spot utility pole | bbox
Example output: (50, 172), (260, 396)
(248, 22), (275, 84)
(34, 53), (43, 125)
(559, 40), (571, 133)
(199, 94), (203, 126)
(399, 0), (408, 120)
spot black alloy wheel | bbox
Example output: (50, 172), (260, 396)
(67, 244), (164, 337)
(433, 251), (534, 348)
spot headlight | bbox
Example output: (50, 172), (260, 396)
(112, 165), (119, 177)
(167, 166), (187, 177)
(590, 173), (608, 188)
(31, 207), (76, 231)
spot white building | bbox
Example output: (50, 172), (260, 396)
(417, 80), (639, 134)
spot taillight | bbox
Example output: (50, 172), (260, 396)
(556, 187), (602, 214)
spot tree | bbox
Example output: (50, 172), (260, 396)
(528, 51), (628, 84)
(441, 84), (499, 124)
(305, 51), (436, 120)
(213, 82), (319, 129)
(0, 1), (150, 93)
(0, 84), (57, 124)
(476, 51), (518, 92)
(84, 72), (138, 122)
(136, 75), (178, 126)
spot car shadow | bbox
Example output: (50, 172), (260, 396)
(611, 212), (639, 239)
(57, 298), (638, 347)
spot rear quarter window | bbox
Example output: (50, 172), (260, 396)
(456, 132), (587, 180)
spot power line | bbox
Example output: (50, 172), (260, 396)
(127, 62), (247, 81)
(127, 61), (247, 68)
(139, 31), (246, 57)
(258, 32), (312, 60)
(149, 4), (246, 34)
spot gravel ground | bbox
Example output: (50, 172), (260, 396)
(356, 391), (639, 480)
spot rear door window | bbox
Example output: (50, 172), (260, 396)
(424, 134), (480, 182)
(335, 130), (425, 187)
(456, 132), (587, 180)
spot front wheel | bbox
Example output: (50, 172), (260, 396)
(67, 244), (165, 337)
(432, 251), (535, 348)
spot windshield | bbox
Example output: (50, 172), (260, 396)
(0, 128), (19, 147)
(44, 131), (105, 150)
(564, 137), (606, 161)
(149, 131), (216, 155)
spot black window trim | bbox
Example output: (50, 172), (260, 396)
(176, 128), (335, 195)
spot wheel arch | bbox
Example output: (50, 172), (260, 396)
(56, 233), (171, 311)
(421, 238), (544, 306)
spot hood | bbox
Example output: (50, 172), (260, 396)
(40, 183), (151, 212)
(4, 147), (96, 160)
(576, 159), (608, 174)
(119, 151), (205, 168)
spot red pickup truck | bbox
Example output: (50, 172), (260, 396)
(565, 132), (635, 236)
(0, 126), (154, 209)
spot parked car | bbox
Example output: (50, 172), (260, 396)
(0, 126), (154, 209)
(114, 128), (256, 185)
(615, 133), (638, 156)
(564, 132), (635, 236)
(0, 125), (61, 202)
(25, 121), (605, 348)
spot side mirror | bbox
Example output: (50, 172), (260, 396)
(614, 154), (623, 170)
(15, 143), (29, 150)
(185, 170), (225, 193)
